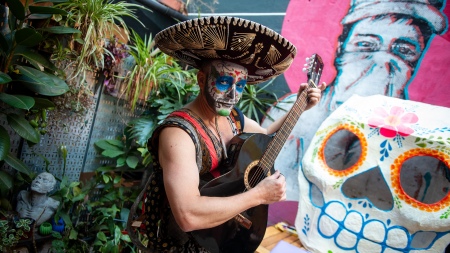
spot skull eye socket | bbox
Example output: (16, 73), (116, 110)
(400, 155), (450, 205)
(392, 148), (450, 211)
(321, 125), (367, 176)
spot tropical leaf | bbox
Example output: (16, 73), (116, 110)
(29, 6), (68, 15)
(0, 71), (12, 84)
(5, 0), (25, 20)
(0, 32), (9, 53)
(0, 126), (10, 161)
(38, 26), (81, 34)
(0, 171), (13, 189)
(116, 157), (125, 167)
(6, 113), (40, 143)
(0, 93), (35, 110)
(128, 116), (155, 147)
(14, 46), (59, 72)
(95, 140), (122, 151)
(102, 150), (125, 158)
(15, 28), (43, 47)
(34, 0), (69, 3)
(4, 152), (32, 175)
(126, 156), (139, 169)
(32, 97), (55, 109)
(16, 66), (69, 96)
(106, 139), (124, 149)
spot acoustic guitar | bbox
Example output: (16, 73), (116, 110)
(191, 54), (324, 253)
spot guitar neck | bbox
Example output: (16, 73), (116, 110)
(258, 80), (317, 172)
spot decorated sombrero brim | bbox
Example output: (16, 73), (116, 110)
(154, 16), (297, 84)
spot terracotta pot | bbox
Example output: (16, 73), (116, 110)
(157, 0), (187, 15)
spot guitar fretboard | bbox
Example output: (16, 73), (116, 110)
(258, 80), (317, 172)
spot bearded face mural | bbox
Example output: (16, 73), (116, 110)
(296, 95), (450, 253)
(263, 0), (449, 202)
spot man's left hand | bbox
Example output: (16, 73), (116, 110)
(298, 82), (327, 110)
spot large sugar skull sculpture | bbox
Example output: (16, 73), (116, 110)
(296, 95), (450, 253)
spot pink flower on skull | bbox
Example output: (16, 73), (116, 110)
(368, 106), (419, 138)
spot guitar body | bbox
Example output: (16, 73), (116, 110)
(192, 132), (275, 253)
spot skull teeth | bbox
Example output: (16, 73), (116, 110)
(318, 201), (410, 251)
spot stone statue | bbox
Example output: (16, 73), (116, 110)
(16, 172), (60, 226)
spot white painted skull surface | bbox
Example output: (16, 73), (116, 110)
(296, 95), (450, 253)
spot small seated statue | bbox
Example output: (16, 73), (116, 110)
(16, 172), (60, 226)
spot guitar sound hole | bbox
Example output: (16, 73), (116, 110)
(247, 166), (267, 188)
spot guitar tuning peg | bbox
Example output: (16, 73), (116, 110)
(302, 67), (307, 73)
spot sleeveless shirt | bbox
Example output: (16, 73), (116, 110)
(143, 108), (244, 252)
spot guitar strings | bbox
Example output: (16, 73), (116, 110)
(245, 80), (316, 192)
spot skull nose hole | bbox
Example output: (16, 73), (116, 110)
(400, 156), (450, 205)
(342, 166), (394, 211)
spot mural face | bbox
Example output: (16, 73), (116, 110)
(330, 15), (424, 109)
(297, 95), (450, 253)
(262, 0), (449, 202)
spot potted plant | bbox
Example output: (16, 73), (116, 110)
(0, 216), (33, 252)
(120, 29), (198, 112)
(53, 0), (149, 87)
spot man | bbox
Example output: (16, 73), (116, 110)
(16, 172), (60, 226)
(141, 16), (326, 252)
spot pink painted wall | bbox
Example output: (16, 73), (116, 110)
(282, 0), (449, 108)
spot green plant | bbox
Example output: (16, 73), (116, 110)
(237, 78), (286, 124)
(49, 140), (141, 252)
(54, 0), (148, 85)
(94, 138), (142, 170)
(127, 57), (199, 148)
(0, 0), (80, 212)
(0, 217), (32, 252)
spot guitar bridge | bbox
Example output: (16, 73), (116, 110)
(234, 213), (252, 229)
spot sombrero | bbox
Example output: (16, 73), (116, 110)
(154, 16), (297, 84)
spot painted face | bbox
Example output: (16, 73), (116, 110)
(331, 16), (424, 109)
(204, 60), (248, 116)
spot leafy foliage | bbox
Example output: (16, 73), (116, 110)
(0, 217), (32, 252)
(127, 60), (199, 148)
(237, 78), (286, 124)
(54, 0), (149, 83)
(49, 144), (139, 252)
(0, 0), (75, 178)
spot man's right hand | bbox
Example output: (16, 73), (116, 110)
(253, 170), (286, 205)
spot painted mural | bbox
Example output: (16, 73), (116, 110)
(262, 0), (450, 200)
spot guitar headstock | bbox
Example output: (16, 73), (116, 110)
(302, 54), (324, 88)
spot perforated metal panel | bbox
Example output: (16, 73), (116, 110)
(18, 94), (98, 182)
(2, 81), (145, 183)
(82, 92), (146, 173)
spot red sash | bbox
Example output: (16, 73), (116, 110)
(169, 111), (220, 177)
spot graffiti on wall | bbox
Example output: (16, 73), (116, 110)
(262, 0), (449, 200)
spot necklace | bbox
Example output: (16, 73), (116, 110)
(215, 116), (228, 159)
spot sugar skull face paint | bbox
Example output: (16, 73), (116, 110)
(205, 60), (248, 116)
